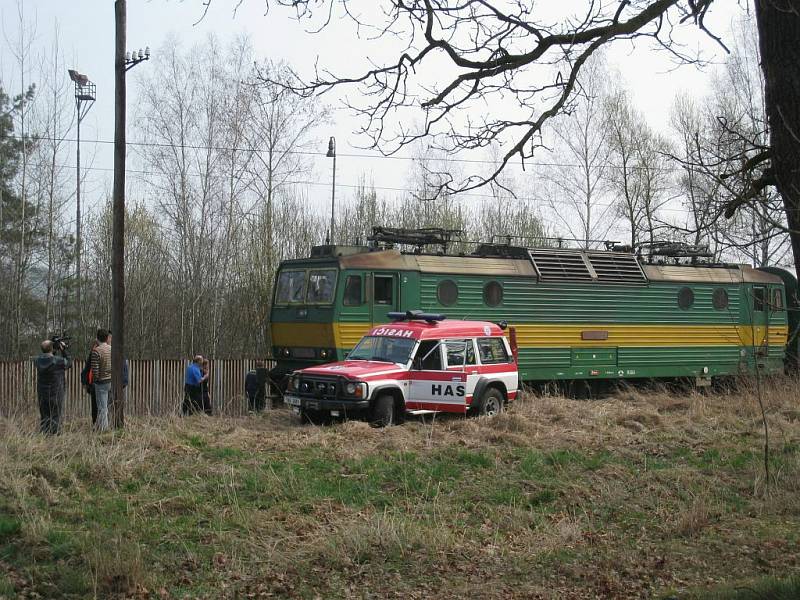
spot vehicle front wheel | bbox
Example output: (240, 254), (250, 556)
(370, 395), (395, 428)
(476, 388), (504, 417)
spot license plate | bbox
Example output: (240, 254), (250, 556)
(284, 395), (301, 407)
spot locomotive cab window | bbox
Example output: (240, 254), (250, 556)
(343, 275), (362, 306)
(374, 275), (393, 305)
(753, 286), (766, 312)
(477, 337), (510, 364)
(306, 269), (337, 304)
(275, 270), (306, 304)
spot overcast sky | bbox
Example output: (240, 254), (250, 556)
(1, 0), (747, 231)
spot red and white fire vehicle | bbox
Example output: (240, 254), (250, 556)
(283, 311), (519, 426)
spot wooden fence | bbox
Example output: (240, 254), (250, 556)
(0, 359), (275, 420)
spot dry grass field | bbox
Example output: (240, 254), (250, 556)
(1, 379), (799, 599)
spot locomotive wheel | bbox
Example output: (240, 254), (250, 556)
(477, 388), (504, 417)
(370, 395), (395, 428)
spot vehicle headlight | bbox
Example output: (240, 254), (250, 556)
(289, 376), (300, 391)
(282, 347), (291, 357)
(320, 349), (329, 359)
(345, 382), (356, 395)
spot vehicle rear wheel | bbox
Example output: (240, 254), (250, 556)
(370, 394), (395, 427)
(477, 387), (504, 417)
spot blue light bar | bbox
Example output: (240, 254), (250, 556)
(387, 310), (446, 323)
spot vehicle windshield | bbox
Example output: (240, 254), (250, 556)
(348, 336), (416, 364)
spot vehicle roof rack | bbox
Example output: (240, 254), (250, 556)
(387, 310), (446, 323)
(369, 227), (464, 254)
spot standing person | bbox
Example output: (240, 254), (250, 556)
(35, 339), (72, 435)
(200, 358), (212, 416)
(245, 362), (267, 413)
(81, 340), (99, 426)
(90, 329), (112, 432)
(183, 355), (203, 415)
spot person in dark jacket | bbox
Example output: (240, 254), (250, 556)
(200, 358), (212, 416)
(245, 361), (267, 413)
(81, 340), (99, 425)
(35, 339), (72, 435)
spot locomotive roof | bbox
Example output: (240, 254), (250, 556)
(283, 246), (782, 285)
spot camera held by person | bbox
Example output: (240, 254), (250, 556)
(49, 333), (71, 353)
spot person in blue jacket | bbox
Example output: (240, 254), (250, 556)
(183, 355), (203, 415)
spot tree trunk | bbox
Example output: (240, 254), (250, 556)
(756, 0), (800, 285)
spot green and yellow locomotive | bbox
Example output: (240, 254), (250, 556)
(268, 228), (798, 391)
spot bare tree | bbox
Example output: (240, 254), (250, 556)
(604, 86), (670, 248)
(204, 0), (800, 282)
(544, 53), (612, 248)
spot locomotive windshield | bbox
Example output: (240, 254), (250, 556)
(275, 269), (337, 305)
(348, 336), (416, 364)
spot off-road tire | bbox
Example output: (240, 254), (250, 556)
(477, 387), (504, 417)
(370, 394), (395, 428)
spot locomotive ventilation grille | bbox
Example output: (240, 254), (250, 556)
(528, 249), (647, 284)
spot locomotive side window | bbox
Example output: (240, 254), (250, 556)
(753, 286), (766, 312)
(773, 288), (784, 311)
(306, 269), (337, 304)
(712, 288), (729, 310)
(276, 270), (306, 304)
(437, 279), (459, 306)
(483, 281), (503, 307)
(677, 287), (694, 310)
(374, 276), (393, 305)
(477, 337), (510, 364)
(343, 275), (362, 306)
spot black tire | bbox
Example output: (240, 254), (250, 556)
(477, 387), (504, 417)
(370, 394), (395, 427)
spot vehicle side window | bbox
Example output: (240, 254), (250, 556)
(414, 340), (443, 370)
(444, 339), (476, 368)
(343, 275), (362, 306)
(753, 286), (766, 312)
(374, 276), (393, 305)
(477, 337), (510, 364)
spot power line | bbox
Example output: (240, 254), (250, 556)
(10, 133), (685, 173)
(35, 160), (695, 214)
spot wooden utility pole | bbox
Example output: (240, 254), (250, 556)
(111, 0), (127, 428)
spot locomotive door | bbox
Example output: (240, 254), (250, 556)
(752, 285), (768, 355)
(370, 272), (398, 325)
